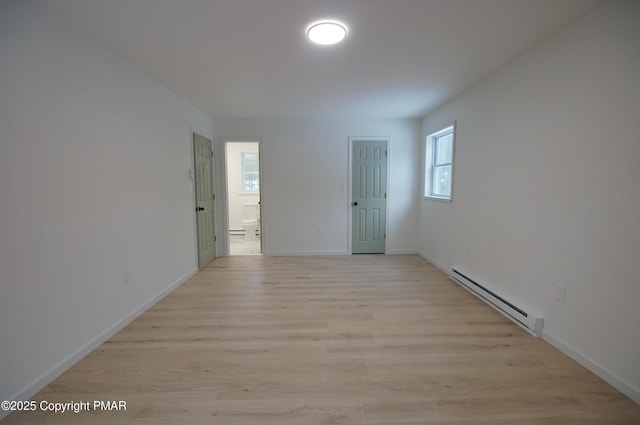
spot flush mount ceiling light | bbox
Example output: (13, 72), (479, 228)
(306, 20), (347, 45)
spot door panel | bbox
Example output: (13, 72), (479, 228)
(352, 140), (387, 254)
(193, 133), (215, 268)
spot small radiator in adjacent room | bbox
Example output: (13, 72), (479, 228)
(450, 267), (544, 337)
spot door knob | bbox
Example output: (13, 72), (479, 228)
(196, 207), (204, 211)
(352, 201), (358, 206)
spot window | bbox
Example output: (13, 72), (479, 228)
(424, 123), (455, 200)
(241, 152), (259, 193)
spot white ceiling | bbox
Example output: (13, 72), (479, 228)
(42, 0), (606, 119)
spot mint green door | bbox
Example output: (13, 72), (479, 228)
(352, 140), (387, 254)
(193, 133), (215, 268)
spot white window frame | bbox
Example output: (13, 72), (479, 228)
(241, 152), (259, 194)
(424, 122), (456, 201)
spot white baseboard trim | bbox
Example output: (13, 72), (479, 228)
(415, 249), (640, 405)
(1, 268), (197, 420)
(542, 329), (640, 405)
(266, 250), (351, 256)
(417, 250), (451, 274)
(416, 250), (640, 405)
(385, 249), (419, 255)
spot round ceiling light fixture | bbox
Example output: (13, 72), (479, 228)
(307, 20), (347, 45)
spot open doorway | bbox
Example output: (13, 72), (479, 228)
(225, 141), (262, 255)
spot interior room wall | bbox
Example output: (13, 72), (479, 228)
(0, 0), (213, 407)
(419, 0), (640, 403)
(213, 118), (421, 256)
(225, 142), (260, 231)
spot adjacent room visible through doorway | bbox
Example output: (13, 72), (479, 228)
(225, 141), (262, 255)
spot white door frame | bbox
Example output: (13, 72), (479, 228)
(348, 137), (391, 254)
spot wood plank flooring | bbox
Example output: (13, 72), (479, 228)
(4, 255), (639, 424)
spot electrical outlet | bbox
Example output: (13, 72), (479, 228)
(556, 285), (567, 303)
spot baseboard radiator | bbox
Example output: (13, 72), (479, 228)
(229, 229), (260, 236)
(450, 267), (543, 337)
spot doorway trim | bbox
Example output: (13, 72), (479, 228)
(223, 139), (264, 255)
(348, 137), (390, 254)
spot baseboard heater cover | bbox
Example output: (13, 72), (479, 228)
(450, 267), (544, 337)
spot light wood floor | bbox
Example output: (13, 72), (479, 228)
(4, 255), (639, 424)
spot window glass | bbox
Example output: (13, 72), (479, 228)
(435, 132), (453, 165)
(432, 164), (451, 197)
(241, 152), (259, 193)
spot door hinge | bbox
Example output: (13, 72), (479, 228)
(384, 192), (387, 199)
(211, 151), (214, 158)
(214, 236), (217, 242)
(384, 233), (387, 240)
(385, 150), (388, 157)
(213, 193), (216, 200)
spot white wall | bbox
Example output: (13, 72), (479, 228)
(419, 0), (640, 403)
(0, 0), (213, 407)
(213, 118), (421, 255)
(225, 142), (260, 231)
